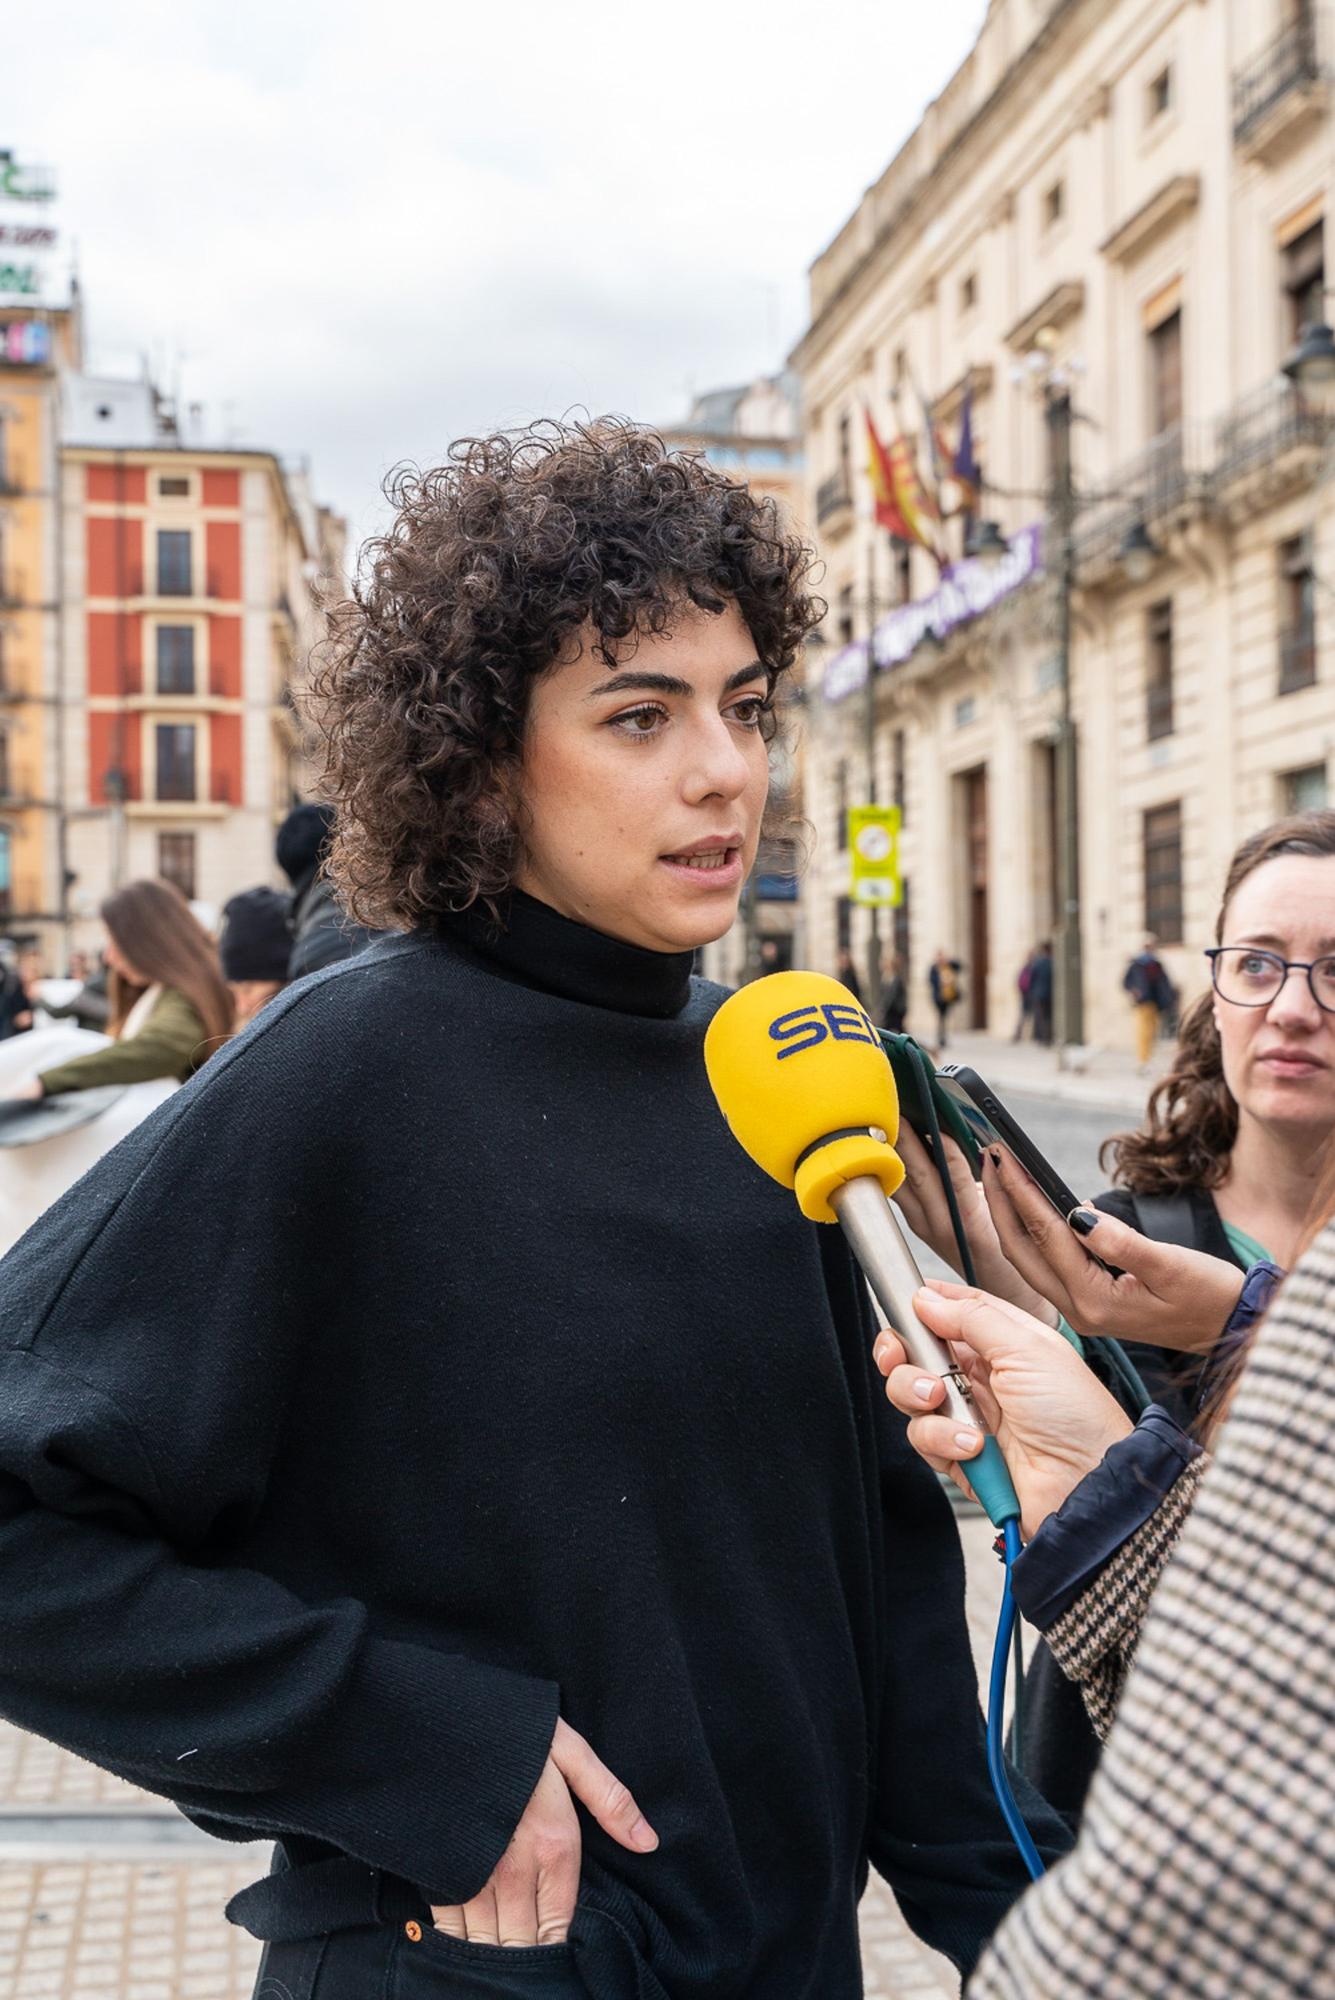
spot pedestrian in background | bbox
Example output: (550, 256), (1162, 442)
(219, 887), (293, 1028)
(880, 950), (908, 1034)
(835, 943), (863, 1003)
(277, 802), (379, 978)
(5, 880), (232, 1100)
(1029, 939), (1054, 1046)
(0, 942), (32, 1039)
(1123, 934), (1174, 1072)
(1012, 951), (1035, 1042)
(929, 947), (963, 1047)
(39, 952), (111, 1030)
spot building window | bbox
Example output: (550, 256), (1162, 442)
(1279, 535), (1317, 693)
(1143, 802), (1183, 944)
(893, 537), (912, 602)
(892, 728), (907, 822)
(1043, 180), (1065, 230)
(158, 831), (197, 901)
(158, 475), (190, 498)
(0, 824), (11, 918)
(0, 728), (10, 797)
(959, 272), (977, 315)
(837, 584), (854, 647)
(156, 529), (192, 596)
(1146, 599), (1174, 740)
(155, 722), (197, 801)
(835, 759), (849, 850)
(837, 411), (852, 496)
(1148, 310), (1183, 436)
(1280, 762), (1328, 813)
(1284, 219), (1325, 345)
(1148, 66), (1173, 120)
(155, 625), (196, 696)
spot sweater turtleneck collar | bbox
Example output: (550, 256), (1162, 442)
(439, 889), (696, 1020)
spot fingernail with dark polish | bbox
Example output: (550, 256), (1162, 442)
(1070, 1209), (1100, 1236)
(988, 1149), (1003, 1169)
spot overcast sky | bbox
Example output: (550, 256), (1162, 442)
(10, 1), (986, 553)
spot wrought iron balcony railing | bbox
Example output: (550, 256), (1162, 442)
(816, 473), (854, 528)
(1072, 425), (1213, 572)
(1233, 12), (1322, 145)
(1214, 375), (1334, 491)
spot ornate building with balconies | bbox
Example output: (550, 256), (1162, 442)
(792, 0), (1335, 1048)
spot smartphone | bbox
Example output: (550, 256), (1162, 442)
(933, 1062), (1109, 1254)
(880, 1033), (984, 1176)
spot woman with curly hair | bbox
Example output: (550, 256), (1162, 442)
(0, 420), (1064, 2000)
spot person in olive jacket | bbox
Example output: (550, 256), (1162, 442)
(14, 880), (233, 1099)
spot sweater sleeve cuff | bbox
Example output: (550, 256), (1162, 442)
(226, 1635), (560, 1907)
(1010, 1405), (1201, 1630)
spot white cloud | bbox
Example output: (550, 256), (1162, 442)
(9, 0), (986, 547)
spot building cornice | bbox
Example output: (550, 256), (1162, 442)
(1100, 173), (1200, 264)
(790, 0), (1096, 376)
(1005, 280), (1086, 355)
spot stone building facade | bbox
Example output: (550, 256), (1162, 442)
(793, 0), (1333, 1046)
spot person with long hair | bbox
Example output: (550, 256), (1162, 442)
(872, 1144), (1335, 1996)
(9, 880), (233, 1099)
(893, 808), (1335, 1818)
(0, 422), (1065, 2000)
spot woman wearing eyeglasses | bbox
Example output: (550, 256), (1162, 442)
(993, 809), (1335, 1820)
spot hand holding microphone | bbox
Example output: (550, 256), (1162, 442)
(704, 972), (1021, 1529)
(874, 1283), (1134, 1540)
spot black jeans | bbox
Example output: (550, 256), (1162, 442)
(253, 1922), (588, 1998)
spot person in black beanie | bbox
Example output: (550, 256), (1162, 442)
(0, 420), (1068, 2000)
(276, 801), (378, 979)
(219, 886), (294, 1028)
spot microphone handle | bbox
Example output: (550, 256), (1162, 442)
(829, 1176), (1021, 1528)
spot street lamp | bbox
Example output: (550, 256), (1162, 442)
(964, 518), (1009, 566)
(1284, 319), (1335, 413)
(804, 619), (885, 1016)
(1118, 518), (1161, 585)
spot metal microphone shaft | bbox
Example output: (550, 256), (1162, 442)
(828, 1176), (1021, 1527)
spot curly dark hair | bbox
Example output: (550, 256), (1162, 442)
(313, 418), (821, 930)
(1103, 809), (1335, 1194)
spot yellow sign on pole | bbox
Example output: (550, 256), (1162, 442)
(847, 804), (902, 908)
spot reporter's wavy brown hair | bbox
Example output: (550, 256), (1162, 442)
(1103, 810), (1335, 1194)
(314, 418), (821, 930)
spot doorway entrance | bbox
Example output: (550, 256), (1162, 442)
(962, 766), (989, 1030)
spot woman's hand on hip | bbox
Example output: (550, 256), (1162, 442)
(892, 1124), (1061, 1325)
(983, 1146), (1245, 1352)
(430, 1717), (657, 1947)
(874, 1280), (1133, 1539)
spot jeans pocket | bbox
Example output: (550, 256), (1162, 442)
(392, 1926), (585, 1998)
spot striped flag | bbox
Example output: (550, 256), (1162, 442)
(864, 407), (913, 540)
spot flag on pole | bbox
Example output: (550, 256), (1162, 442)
(886, 430), (943, 561)
(912, 373), (946, 522)
(952, 385), (982, 514)
(864, 407), (913, 540)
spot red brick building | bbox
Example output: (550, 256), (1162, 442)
(59, 376), (343, 937)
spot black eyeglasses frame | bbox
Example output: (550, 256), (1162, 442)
(1204, 946), (1335, 1013)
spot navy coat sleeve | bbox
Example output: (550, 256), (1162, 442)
(0, 1014), (559, 1907)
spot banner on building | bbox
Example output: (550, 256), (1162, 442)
(0, 151), (62, 307)
(847, 805), (902, 908)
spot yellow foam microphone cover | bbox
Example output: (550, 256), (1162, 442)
(704, 971), (905, 1222)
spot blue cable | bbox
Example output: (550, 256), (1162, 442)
(986, 1519), (1046, 1882)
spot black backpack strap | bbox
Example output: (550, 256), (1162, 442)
(1128, 1192), (1201, 1252)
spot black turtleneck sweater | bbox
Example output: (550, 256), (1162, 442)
(0, 896), (1066, 1996)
